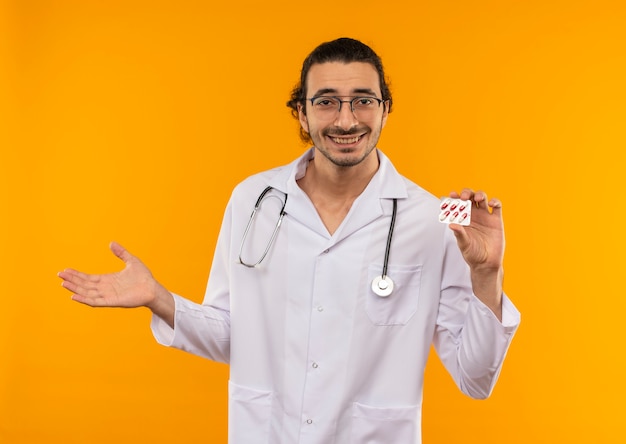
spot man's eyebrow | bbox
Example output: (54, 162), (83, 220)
(352, 88), (378, 96)
(311, 88), (338, 97)
(311, 87), (379, 97)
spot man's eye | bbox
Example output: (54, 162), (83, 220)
(356, 98), (373, 106)
(315, 99), (335, 107)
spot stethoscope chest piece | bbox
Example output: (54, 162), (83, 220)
(372, 275), (394, 298)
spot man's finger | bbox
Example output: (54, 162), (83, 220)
(58, 268), (90, 285)
(448, 223), (469, 246)
(472, 190), (489, 209)
(110, 241), (133, 263)
(489, 198), (503, 217)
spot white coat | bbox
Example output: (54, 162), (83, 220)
(151, 148), (520, 444)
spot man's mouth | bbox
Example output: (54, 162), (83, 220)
(329, 135), (363, 144)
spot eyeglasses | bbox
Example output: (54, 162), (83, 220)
(306, 96), (385, 119)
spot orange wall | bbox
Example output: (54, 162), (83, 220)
(2, 0), (625, 442)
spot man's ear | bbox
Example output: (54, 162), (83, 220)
(297, 103), (309, 133)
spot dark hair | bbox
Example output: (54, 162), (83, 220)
(286, 37), (393, 144)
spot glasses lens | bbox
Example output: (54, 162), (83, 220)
(311, 97), (339, 109)
(351, 97), (380, 115)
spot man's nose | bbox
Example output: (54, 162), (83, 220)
(334, 100), (358, 130)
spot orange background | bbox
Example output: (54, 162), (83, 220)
(1, 0), (625, 442)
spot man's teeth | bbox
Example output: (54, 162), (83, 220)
(332, 136), (360, 144)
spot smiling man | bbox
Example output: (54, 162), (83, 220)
(298, 62), (387, 166)
(59, 37), (520, 443)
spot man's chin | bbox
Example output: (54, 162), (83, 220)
(317, 146), (377, 168)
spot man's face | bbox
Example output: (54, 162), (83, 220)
(298, 61), (389, 168)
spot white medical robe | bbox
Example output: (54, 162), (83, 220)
(151, 148), (520, 444)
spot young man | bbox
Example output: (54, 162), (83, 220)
(59, 37), (520, 443)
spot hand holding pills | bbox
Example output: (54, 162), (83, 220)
(444, 188), (505, 319)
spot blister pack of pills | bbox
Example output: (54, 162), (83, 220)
(439, 197), (472, 226)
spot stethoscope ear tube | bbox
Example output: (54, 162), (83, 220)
(238, 186), (288, 268)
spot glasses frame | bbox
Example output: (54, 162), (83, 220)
(306, 96), (385, 116)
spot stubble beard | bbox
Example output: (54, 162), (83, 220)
(312, 122), (383, 168)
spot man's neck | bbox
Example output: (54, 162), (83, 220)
(296, 150), (379, 234)
(301, 151), (378, 198)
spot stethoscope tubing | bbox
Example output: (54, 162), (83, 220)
(381, 198), (397, 281)
(238, 186), (398, 298)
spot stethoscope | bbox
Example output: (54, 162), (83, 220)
(238, 186), (398, 297)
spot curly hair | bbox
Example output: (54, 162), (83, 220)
(286, 37), (393, 144)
